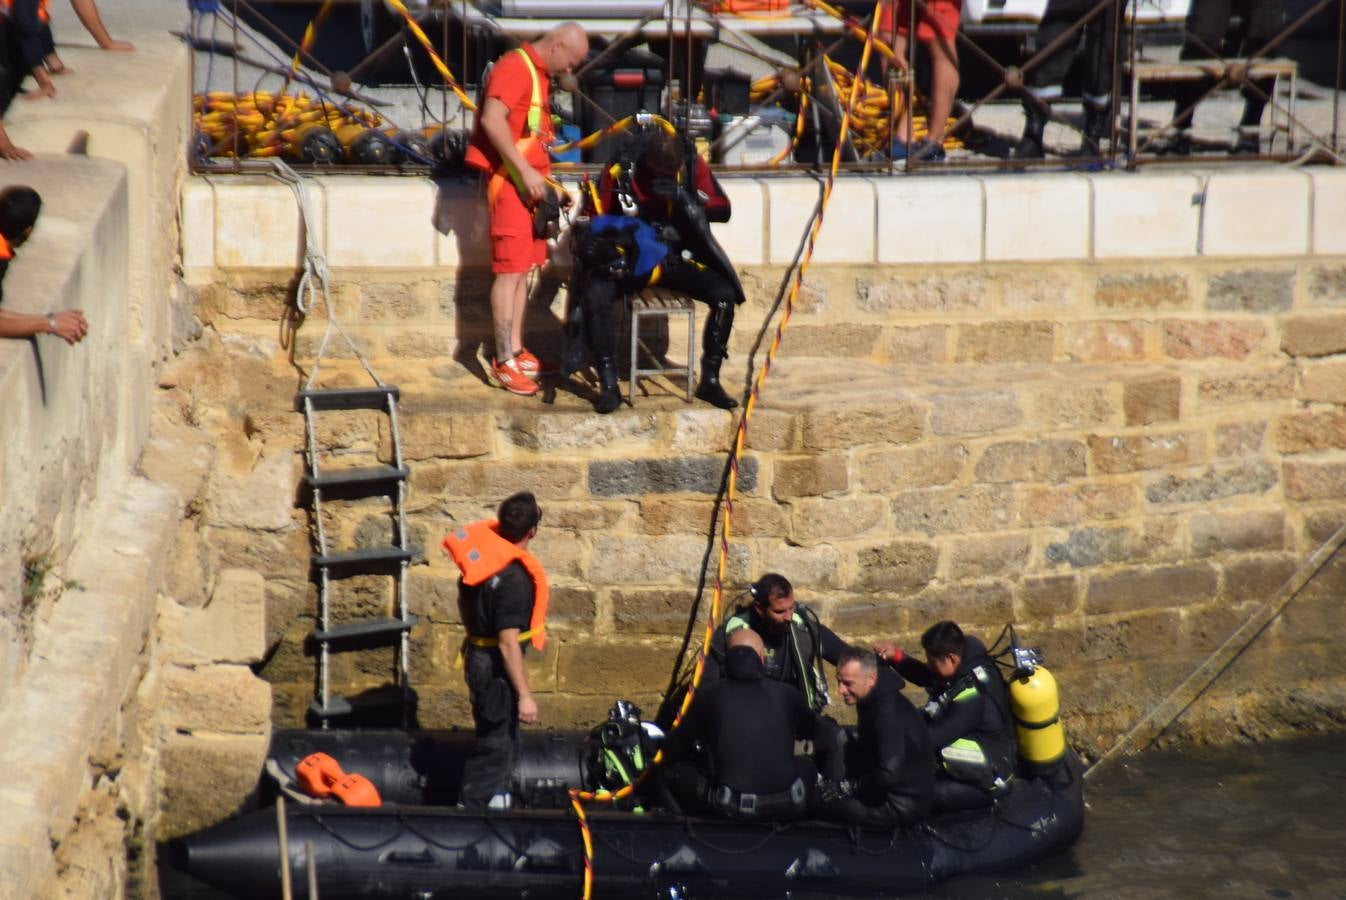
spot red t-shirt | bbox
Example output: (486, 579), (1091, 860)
(465, 43), (552, 175)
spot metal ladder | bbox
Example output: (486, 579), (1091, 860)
(298, 385), (418, 727)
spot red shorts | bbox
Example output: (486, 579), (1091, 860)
(488, 179), (547, 275)
(880, 0), (961, 45)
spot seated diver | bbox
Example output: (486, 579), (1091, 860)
(875, 620), (1017, 812)
(661, 629), (841, 821)
(566, 126), (744, 414)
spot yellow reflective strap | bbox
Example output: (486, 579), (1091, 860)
(514, 48), (543, 135)
(466, 627), (541, 648)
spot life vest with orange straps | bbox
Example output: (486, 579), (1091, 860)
(442, 519), (549, 651)
(464, 46), (554, 208)
(0, 233), (12, 262)
(0, 0), (50, 23)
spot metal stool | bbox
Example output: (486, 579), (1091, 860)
(627, 287), (696, 405)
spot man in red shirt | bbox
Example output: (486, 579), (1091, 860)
(465, 23), (589, 397)
(880, 0), (961, 162)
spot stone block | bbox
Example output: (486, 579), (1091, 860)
(930, 389), (1022, 436)
(1221, 553), (1297, 605)
(744, 409), (797, 452)
(908, 581), (1015, 629)
(974, 440), (1086, 484)
(1045, 525), (1137, 568)
(791, 496), (887, 543)
(158, 733), (269, 840)
(1063, 320), (1146, 362)
(879, 324), (949, 365)
(1307, 266), (1346, 307)
(1274, 410), (1346, 454)
(1281, 315), (1346, 358)
(384, 411), (493, 461)
(208, 526), (312, 583)
(1205, 269), (1294, 313)
(712, 177), (766, 265)
(1303, 508), (1346, 543)
(501, 411), (659, 452)
(1309, 167), (1346, 254)
(639, 497), (719, 536)
(828, 596), (908, 637)
(780, 324), (879, 358)
(212, 180), (317, 269)
(1091, 172), (1201, 259)
(589, 455), (756, 496)
(955, 321), (1054, 363)
(1015, 575), (1080, 620)
(1283, 461), (1346, 501)
(416, 460), (585, 500)
(1145, 461), (1278, 505)
(590, 534), (751, 585)
(383, 331), (454, 359)
(181, 178), (214, 271)
(357, 280), (433, 321)
(856, 443), (968, 492)
(944, 533), (1031, 579)
(1000, 271), (1080, 312)
(1028, 382), (1119, 429)
(766, 177), (874, 264)
(1201, 170), (1311, 257)
(854, 273), (990, 315)
(557, 640), (678, 694)
(407, 570), (462, 625)
(1121, 376), (1180, 426)
(325, 177), (437, 267)
(139, 418), (216, 510)
(890, 485), (1015, 535)
(668, 410), (737, 454)
(1214, 420), (1266, 458)
(1161, 319), (1265, 360)
(1079, 610), (1184, 664)
(1088, 431), (1204, 474)
(983, 174), (1090, 261)
(1095, 273), (1190, 311)
(874, 175), (983, 263)
(852, 541), (939, 592)
(1188, 509), (1284, 557)
(527, 531), (586, 580)
(163, 664), (272, 734)
(1020, 482), (1137, 527)
(773, 454), (848, 499)
(206, 450), (299, 532)
(1299, 360), (1346, 404)
(1085, 563), (1220, 616)
(611, 587), (700, 635)
(758, 541), (842, 588)
(1196, 367), (1295, 405)
(160, 569), (266, 665)
(801, 402), (925, 450)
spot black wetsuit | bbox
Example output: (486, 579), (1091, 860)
(823, 666), (933, 828)
(663, 644), (841, 819)
(703, 603), (850, 713)
(895, 636), (1016, 812)
(457, 560), (533, 808)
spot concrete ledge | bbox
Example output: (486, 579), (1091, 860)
(0, 477), (177, 896)
(186, 165), (1346, 274)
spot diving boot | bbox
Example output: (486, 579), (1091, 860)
(1083, 100), (1111, 154)
(695, 354), (737, 410)
(594, 357), (622, 415)
(1013, 101), (1047, 160)
(695, 299), (738, 410)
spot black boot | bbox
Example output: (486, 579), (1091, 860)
(1014, 100), (1047, 159)
(1083, 100), (1111, 154)
(695, 300), (737, 410)
(594, 357), (621, 415)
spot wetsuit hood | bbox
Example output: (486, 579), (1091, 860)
(725, 645), (765, 682)
(859, 665), (904, 706)
(954, 635), (992, 680)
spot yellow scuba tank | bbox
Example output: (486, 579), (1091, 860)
(1009, 664), (1066, 775)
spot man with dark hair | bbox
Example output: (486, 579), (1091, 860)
(663, 628), (840, 820)
(815, 647), (933, 827)
(569, 125), (743, 413)
(702, 572), (849, 713)
(875, 620), (1016, 811)
(0, 186), (87, 343)
(441, 491), (549, 809)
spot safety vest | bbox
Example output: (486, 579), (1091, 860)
(442, 519), (549, 651)
(924, 662), (1017, 793)
(724, 604), (829, 712)
(0, 0), (50, 22)
(467, 45), (552, 206)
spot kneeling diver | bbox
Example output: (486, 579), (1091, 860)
(566, 125), (744, 413)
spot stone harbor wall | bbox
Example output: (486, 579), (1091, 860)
(180, 166), (1346, 755)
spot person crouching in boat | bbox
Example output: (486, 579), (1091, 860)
(875, 621), (1017, 812)
(661, 629), (841, 820)
(815, 648), (934, 827)
(442, 492), (549, 810)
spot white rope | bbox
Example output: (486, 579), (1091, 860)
(268, 159), (384, 390)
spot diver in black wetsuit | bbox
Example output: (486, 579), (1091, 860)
(876, 620), (1017, 812)
(815, 647), (933, 827)
(662, 629), (841, 820)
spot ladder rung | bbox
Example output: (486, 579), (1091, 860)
(309, 686), (407, 721)
(312, 615), (420, 644)
(297, 386), (400, 412)
(313, 547), (414, 577)
(305, 465), (408, 492)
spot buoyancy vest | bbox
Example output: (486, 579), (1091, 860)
(924, 650), (1017, 792)
(0, 0), (50, 22)
(442, 519), (549, 651)
(724, 604), (829, 712)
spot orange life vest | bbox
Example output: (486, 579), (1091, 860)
(0, 233), (12, 262)
(442, 519), (549, 651)
(0, 0), (50, 23)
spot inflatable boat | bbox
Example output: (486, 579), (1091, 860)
(169, 726), (1084, 899)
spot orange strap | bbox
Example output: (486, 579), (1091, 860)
(0, 233), (12, 262)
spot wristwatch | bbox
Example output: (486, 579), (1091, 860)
(46, 313), (57, 334)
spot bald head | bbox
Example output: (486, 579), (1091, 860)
(536, 22), (589, 76)
(727, 627), (765, 662)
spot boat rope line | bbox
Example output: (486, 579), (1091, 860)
(683, 820), (792, 856)
(567, 4), (886, 894)
(1087, 518), (1346, 781)
(307, 812), (405, 853)
(844, 826), (902, 855)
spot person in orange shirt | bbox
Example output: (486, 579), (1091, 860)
(880, 0), (961, 162)
(464, 23), (588, 397)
